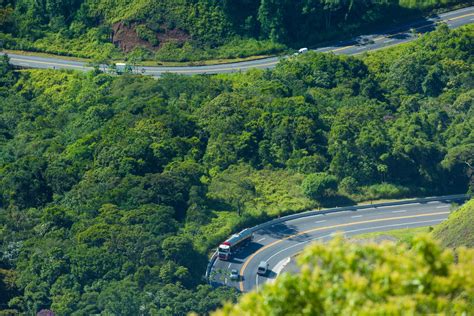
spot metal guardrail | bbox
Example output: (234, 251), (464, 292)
(205, 193), (469, 283)
(205, 250), (219, 283)
(246, 193), (469, 234)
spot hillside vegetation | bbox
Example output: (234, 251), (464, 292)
(0, 25), (473, 315)
(433, 199), (474, 248)
(0, 0), (471, 61)
(213, 236), (474, 315)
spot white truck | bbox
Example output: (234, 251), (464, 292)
(218, 229), (253, 260)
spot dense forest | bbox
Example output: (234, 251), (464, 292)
(0, 0), (471, 61)
(0, 24), (473, 315)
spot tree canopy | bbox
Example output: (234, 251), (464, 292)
(302, 172), (338, 200)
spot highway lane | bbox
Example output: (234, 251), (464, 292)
(4, 6), (474, 76)
(209, 197), (466, 292)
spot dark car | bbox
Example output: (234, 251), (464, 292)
(357, 36), (374, 46)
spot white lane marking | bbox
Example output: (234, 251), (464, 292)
(9, 57), (89, 69)
(427, 201), (438, 204)
(256, 274), (259, 292)
(286, 213), (324, 224)
(269, 257), (291, 284)
(286, 217), (311, 224)
(441, 7), (473, 17)
(355, 46), (365, 50)
(436, 205), (450, 208)
(262, 201), (442, 231)
(256, 237), (266, 242)
(267, 240), (310, 263)
(470, 17), (474, 21)
(227, 263), (232, 269)
(384, 39), (395, 43)
(392, 210), (407, 213)
(332, 218), (444, 239)
(351, 215), (363, 218)
(382, 203), (419, 208)
(261, 218), (445, 277)
(315, 220), (327, 224)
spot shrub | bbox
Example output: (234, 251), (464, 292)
(135, 24), (159, 46)
(363, 183), (410, 200)
(288, 154), (328, 174)
(302, 173), (338, 201)
(339, 176), (359, 196)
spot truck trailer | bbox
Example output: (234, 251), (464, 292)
(218, 229), (253, 260)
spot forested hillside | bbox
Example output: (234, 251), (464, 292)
(0, 0), (471, 61)
(0, 24), (473, 315)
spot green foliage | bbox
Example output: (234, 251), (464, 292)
(433, 199), (474, 248)
(362, 183), (411, 200)
(0, 55), (17, 88)
(214, 235), (474, 315)
(0, 25), (472, 314)
(302, 173), (338, 200)
(135, 24), (158, 46)
(208, 164), (257, 216)
(0, 268), (17, 311)
(338, 176), (359, 196)
(155, 38), (285, 62)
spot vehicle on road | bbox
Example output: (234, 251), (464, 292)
(294, 47), (309, 56)
(257, 261), (269, 276)
(298, 47), (308, 54)
(230, 269), (239, 281)
(357, 36), (375, 46)
(218, 229), (253, 260)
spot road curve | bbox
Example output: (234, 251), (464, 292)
(4, 6), (474, 76)
(209, 196), (467, 292)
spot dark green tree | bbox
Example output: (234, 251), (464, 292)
(302, 172), (338, 201)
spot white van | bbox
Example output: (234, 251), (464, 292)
(257, 261), (269, 275)
(298, 48), (309, 54)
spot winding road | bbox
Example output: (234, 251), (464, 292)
(4, 6), (474, 76)
(209, 195), (467, 292)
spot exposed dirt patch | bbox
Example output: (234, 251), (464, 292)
(157, 27), (190, 46)
(112, 22), (149, 52)
(112, 22), (191, 53)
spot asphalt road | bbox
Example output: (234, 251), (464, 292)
(4, 6), (474, 76)
(209, 196), (466, 292)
